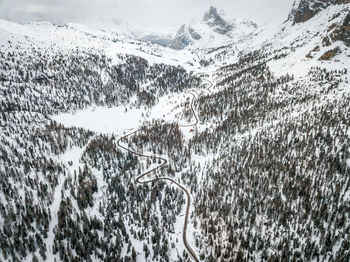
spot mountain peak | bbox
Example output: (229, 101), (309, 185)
(168, 6), (258, 50)
(203, 6), (228, 28)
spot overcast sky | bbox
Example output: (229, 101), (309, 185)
(0, 0), (296, 28)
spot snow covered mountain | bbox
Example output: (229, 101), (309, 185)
(1, 2), (350, 262)
(169, 6), (258, 49)
(0, 6), (258, 52)
(138, 6), (258, 50)
(0, 18), (201, 69)
(199, 1), (350, 69)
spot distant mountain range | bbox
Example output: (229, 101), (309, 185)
(141, 6), (257, 49)
(81, 6), (259, 50)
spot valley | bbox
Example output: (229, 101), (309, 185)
(1, 2), (350, 262)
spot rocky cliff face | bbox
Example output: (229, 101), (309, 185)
(170, 25), (202, 49)
(290, 0), (350, 24)
(203, 6), (233, 34)
(323, 12), (350, 47)
(288, 0), (350, 49)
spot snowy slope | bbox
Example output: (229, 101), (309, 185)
(0, 19), (200, 70)
(200, 3), (350, 70)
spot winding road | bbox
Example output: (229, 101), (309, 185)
(117, 75), (213, 262)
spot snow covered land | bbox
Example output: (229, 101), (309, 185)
(1, 2), (350, 262)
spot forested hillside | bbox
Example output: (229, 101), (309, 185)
(0, 38), (200, 261)
(1, 1), (350, 261)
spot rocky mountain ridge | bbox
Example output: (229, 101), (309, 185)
(290, 0), (350, 23)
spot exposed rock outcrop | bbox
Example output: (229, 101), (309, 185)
(170, 25), (201, 49)
(203, 6), (233, 34)
(290, 0), (350, 24)
(319, 46), (340, 59)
